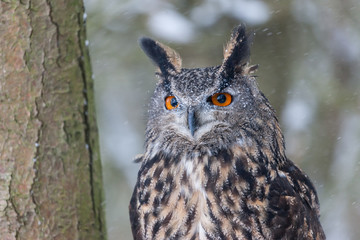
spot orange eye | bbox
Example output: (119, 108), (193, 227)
(211, 93), (232, 107)
(165, 96), (179, 110)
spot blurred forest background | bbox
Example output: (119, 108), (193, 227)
(83, 0), (360, 239)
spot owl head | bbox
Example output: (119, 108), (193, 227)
(140, 25), (284, 158)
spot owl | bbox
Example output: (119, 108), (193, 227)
(129, 25), (325, 240)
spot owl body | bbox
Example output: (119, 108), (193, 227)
(130, 26), (325, 240)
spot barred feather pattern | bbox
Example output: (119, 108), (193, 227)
(129, 121), (325, 239)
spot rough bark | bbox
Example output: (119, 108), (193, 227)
(0, 0), (106, 239)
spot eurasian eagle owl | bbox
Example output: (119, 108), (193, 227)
(129, 25), (325, 240)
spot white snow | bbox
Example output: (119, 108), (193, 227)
(282, 98), (314, 131)
(147, 10), (196, 43)
(229, 0), (270, 24)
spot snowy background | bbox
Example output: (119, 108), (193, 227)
(83, 0), (360, 239)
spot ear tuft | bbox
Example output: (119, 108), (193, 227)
(139, 37), (182, 77)
(219, 24), (253, 79)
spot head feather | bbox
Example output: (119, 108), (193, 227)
(219, 24), (254, 84)
(139, 37), (182, 77)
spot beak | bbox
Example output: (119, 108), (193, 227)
(187, 108), (197, 136)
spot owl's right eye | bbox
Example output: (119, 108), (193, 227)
(165, 96), (179, 110)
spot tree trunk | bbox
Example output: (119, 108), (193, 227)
(0, 1), (106, 239)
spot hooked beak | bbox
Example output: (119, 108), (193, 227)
(187, 108), (197, 136)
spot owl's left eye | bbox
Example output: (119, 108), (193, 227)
(165, 96), (179, 110)
(210, 93), (232, 107)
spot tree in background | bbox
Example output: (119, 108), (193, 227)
(0, 1), (106, 239)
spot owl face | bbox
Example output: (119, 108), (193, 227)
(146, 68), (266, 156)
(140, 26), (273, 155)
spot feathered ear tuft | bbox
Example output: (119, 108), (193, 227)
(219, 25), (254, 80)
(139, 37), (182, 77)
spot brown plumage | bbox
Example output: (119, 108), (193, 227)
(129, 25), (325, 240)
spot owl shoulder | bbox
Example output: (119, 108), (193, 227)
(265, 160), (325, 239)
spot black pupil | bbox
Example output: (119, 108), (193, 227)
(217, 94), (226, 103)
(170, 97), (178, 107)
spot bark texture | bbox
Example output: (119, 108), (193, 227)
(0, 0), (106, 239)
